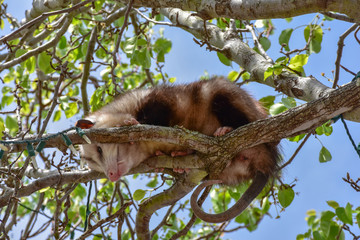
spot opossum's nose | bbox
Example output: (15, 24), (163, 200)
(108, 169), (121, 182)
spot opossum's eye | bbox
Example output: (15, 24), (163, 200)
(97, 146), (103, 155)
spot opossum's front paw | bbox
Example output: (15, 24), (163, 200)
(213, 126), (233, 136)
(170, 149), (194, 157)
(155, 150), (165, 156)
(173, 168), (190, 173)
(123, 118), (139, 126)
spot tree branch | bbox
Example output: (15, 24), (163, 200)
(119, 0), (360, 22)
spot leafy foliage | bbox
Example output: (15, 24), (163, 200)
(0, 1), (358, 240)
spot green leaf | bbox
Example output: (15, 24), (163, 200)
(289, 54), (309, 68)
(136, 48), (151, 69)
(73, 184), (87, 199)
(242, 72), (250, 81)
(123, 36), (137, 54)
(168, 77), (176, 83)
(37, 51), (53, 74)
(25, 56), (36, 73)
(228, 189), (240, 201)
(321, 210), (335, 220)
(281, 97), (296, 108)
(264, 67), (274, 80)
(1, 95), (14, 108)
(58, 36), (67, 49)
(296, 234), (305, 240)
(288, 134), (305, 142)
(316, 124), (333, 136)
(319, 146), (332, 163)
(15, 49), (27, 58)
(0, 121), (4, 139)
(211, 189), (231, 213)
(217, 52), (232, 66)
(327, 200), (339, 209)
(259, 95), (275, 110)
(356, 213), (360, 229)
(269, 103), (287, 116)
(336, 207), (352, 225)
(146, 177), (158, 188)
(345, 203), (353, 225)
(313, 231), (325, 240)
(65, 102), (78, 118)
(133, 189), (146, 201)
(279, 28), (293, 51)
(5, 115), (19, 136)
(278, 185), (295, 208)
(304, 25), (323, 54)
(262, 197), (270, 213)
(227, 71), (238, 81)
(53, 110), (61, 122)
(320, 211), (335, 237)
(154, 38), (172, 54)
(259, 37), (271, 51)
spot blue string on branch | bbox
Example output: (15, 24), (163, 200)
(0, 126), (90, 159)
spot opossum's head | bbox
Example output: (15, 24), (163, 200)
(77, 113), (148, 182)
(80, 142), (148, 182)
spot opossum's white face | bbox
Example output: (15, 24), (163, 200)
(80, 142), (148, 182)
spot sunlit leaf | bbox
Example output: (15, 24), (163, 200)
(217, 52), (232, 66)
(279, 28), (293, 51)
(133, 189), (146, 201)
(278, 185), (295, 208)
(269, 102), (287, 116)
(319, 146), (332, 163)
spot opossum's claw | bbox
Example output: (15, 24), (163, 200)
(155, 150), (165, 156)
(213, 126), (233, 136)
(124, 118), (140, 126)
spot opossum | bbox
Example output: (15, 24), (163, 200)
(78, 76), (279, 223)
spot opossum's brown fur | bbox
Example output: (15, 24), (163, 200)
(80, 76), (279, 222)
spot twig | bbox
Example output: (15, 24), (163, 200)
(151, 204), (175, 238)
(333, 23), (359, 88)
(134, 8), (175, 27)
(322, 12), (356, 23)
(279, 134), (311, 171)
(169, 184), (212, 240)
(81, 26), (98, 116)
(78, 201), (133, 240)
(245, 22), (272, 63)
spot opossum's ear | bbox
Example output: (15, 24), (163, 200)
(75, 119), (95, 129)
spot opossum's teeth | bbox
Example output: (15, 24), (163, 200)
(123, 118), (140, 126)
(170, 149), (194, 157)
(213, 126), (234, 137)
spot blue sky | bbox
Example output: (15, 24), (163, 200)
(2, 1), (360, 239)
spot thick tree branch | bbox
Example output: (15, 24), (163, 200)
(120, 0), (360, 22)
(0, 170), (103, 208)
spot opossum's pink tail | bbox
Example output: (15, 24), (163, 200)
(190, 171), (268, 223)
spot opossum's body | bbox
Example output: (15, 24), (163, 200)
(80, 76), (279, 222)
